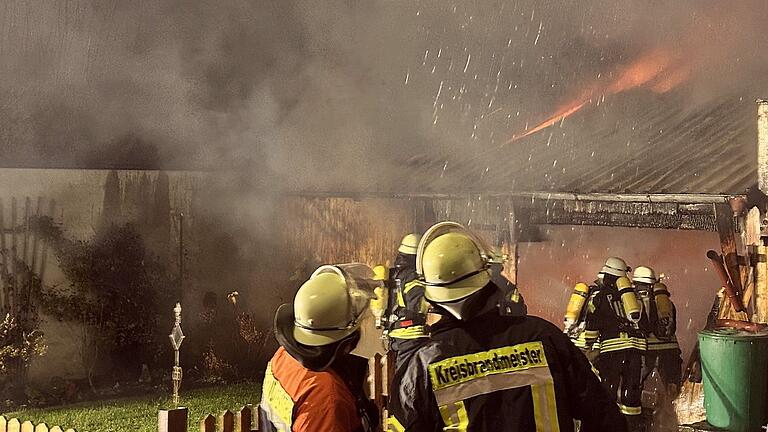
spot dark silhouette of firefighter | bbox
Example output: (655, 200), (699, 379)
(633, 266), (682, 395)
(387, 222), (626, 431)
(563, 258), (630, 362)
(583, 257), (647, 420)
(386, 233), (430, 370)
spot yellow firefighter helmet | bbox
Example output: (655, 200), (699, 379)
(601, 257), (630, 278)
(292, 264), (378, 346)
(398, 233), (422, 255)
(633, 266), (657, 285)
(417, 222), (491, 303)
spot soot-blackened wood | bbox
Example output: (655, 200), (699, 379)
(715, 203), (743, 296)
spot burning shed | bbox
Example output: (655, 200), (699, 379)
(279, 95), (768, 372)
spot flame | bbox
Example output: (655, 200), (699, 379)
(506, 46), (690, 144)
(511, 100), (589, 141)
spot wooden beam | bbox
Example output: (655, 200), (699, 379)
(758, 99), (768, 194)
(38, 199), (56, 282)
(22, 197), (30, 266)
(10, 198), (16, 314)
(30, 197), (42, 275)
(505, 200), (518, 285)
(289, 191), (737, 205)
(0, 198), (6, 312)
(715, 203), (741, 292)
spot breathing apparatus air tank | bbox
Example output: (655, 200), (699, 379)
(371, 265), (389, 328)
(653, 282), (674, 336)
(617, 276), (642, 324)
(564, 282), (590, 330)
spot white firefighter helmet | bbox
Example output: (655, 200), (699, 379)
(633, 266), (657, 285)
(291, 264), (379, 347)
(398, 233), (422, 255)
(600, 257), (630, 278)
(417, 221), (491, 303)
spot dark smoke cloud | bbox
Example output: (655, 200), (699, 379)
(0, 0), (767, 190)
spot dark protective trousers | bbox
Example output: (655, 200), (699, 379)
(642, 348), (683, 387)
(596, 349), (643, 416)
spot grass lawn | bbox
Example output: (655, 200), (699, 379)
(2, 382), (261, 432)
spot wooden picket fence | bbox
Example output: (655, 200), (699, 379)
(0, 416), (75, 432)
(159, 405), (258, 432)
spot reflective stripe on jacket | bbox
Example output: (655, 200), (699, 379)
(259, 347), (362, 432)
(387, 297), (626, 432)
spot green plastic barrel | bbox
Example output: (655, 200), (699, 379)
(699, 328), (768, 431)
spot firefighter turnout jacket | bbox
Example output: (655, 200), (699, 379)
(638, 282), (682, 386)
(583, 279), (647, 353)
(583, 278), (647, 417)
(387, 295), (626, 431)
(259, 347), (374, 432)
(565, 280), (602, 352)
(388, 265), (430, 344)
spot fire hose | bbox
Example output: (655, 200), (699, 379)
(716, 319), (767, 333)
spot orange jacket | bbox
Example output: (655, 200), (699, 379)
(259, 347), (362, 432)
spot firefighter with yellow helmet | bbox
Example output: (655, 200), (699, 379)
(633, 267), (682, 395)
(385, 233), (431, 369)
(387, 222), (625, 431)
(563, 259), (626, 361)
(259, 264), (381, 432)
(583, 257), (647, 419)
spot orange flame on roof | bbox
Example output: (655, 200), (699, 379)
(507, 46), (691, 144)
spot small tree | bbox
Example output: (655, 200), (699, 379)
(39, 222), (176, 383)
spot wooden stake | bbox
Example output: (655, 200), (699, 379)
(30, 197), (42, 274)
(0, 198), (6, 312)
(38, 199), (56, 282)
(22, 197), (30, 266)
(10, 197), (16, 315)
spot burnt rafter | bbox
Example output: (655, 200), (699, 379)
(521, 198), (723, 231)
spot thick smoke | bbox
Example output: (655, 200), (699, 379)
(1, 1), (767, 189)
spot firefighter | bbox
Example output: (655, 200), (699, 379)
(387, 233), (430, 370)
(633, 267), (682, 395)
(563, 258), (628, 362)
(583, 257), (647, 420)
(387, 222), (626, 432)
(488, 248), (527, 317)
(259, 264), (381, 432)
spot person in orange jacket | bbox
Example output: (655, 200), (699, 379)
(259, 264), (382, 432)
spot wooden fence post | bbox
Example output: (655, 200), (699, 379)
(8, 418), (20, 432)
(33, 424), (48, 432)
(200, 415), (215, 432)
(159, 407), (188, 432)
(20, 421), (33, 432)
(218, 411), (234, 432)
(235, 406), (252, 432)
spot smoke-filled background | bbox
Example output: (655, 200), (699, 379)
(0, 0), (765, 400)
(1, 0), (767, 189)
